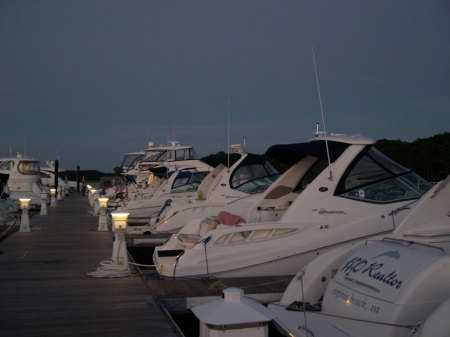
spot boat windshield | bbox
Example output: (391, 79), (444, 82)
(142, 148), (199, 163)
(18, 161), (40, 175)
(120, 154), (144, 173)
(231, 160), (280, 194)
(171, 172), (205, 193)
(337, 147), (432, 203)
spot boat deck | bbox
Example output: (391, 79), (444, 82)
(0, 193), (181, 337)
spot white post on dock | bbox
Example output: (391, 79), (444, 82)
(97, 197), (109, 231)
(111, 210), (129, 266)
(19, 198), (31, 232)
(192, 287), (276, 337)
(57, 186), (62, 201)
(89, 188), (96, 207)
(40, 192), (47, 215)
(93, 190), (100, 216)
(50, 188), (57, 207)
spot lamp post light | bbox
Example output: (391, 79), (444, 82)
(57, 186), (62, 200)
(97, 197), (109, 231)
(86, 185), (92, 197)
(19, 198), (31, 232)
(50, 188), (57, 207)
(93, 190), (100, 215)
(89, 189), (97, 207)
(40, 192), (48, 215)
(111, 210), (129, 266)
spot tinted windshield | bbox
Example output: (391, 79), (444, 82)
(231, 161), (280, 194)
(121, 154), (143, 172)
(337, 147), (431, 203)
(171, 172), (205, 193)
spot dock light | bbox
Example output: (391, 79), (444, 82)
(111, 210), (129, 266)
(19, 198), (31, 232)
(89, 189), (97, 207)
(97, 197), (109, 231)
(192, 287), (276, 337)
(40, 192), (48, 215)
(93, 190), (100, 215)
(50, 188), (57, 207)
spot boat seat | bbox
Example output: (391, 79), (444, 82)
(178, 233), (202, 243)
(198, 217), (218, 236)
(178, 218), (218, 244)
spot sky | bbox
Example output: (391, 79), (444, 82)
(1, 1), (449, 172)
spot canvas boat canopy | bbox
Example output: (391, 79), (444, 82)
(265, 140), (351, 165)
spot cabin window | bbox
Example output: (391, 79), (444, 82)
(337, 148), (431, 203)
(0, 161), (14, 170)
(18, 161), (40, 175)
(213, 228), (298, 246)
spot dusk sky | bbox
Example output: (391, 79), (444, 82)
(1, 1), (449, 172)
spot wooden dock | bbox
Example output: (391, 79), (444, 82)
(0, 193), (182, 337)
(0, 193), (294, 336)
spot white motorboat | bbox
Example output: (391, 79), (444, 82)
(268, 175), (450, 337)
(103, 140), (212, 205)
(123, 166), (207, 222)
(0, 153), (49, 209)
(153, 132), (432, 279)
(137, 144), (281, 234)
(124, 140), (212, 188)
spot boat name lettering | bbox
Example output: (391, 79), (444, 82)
(341, 257), (403, 289)
(331, 287), (370, 312)
(318, 208), (347, 214)
(224, 196), (240, 199)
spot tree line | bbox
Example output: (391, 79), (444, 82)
(374, 132), (450, 183)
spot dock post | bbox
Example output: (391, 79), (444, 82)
(40, 192), (48, 215)
(111, 210), (130, 266)
(19, 198), (31, 232)
(97, 197), (109, 231)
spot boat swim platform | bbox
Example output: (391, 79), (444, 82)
(0, 193), (182, 337)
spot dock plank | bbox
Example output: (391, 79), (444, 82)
(0, 194), (181, 337)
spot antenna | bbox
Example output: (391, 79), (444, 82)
(312, 46), (333, 181)
(227, 98), (230, 172)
